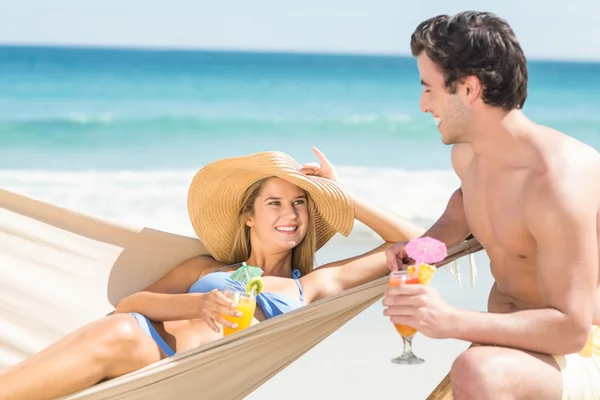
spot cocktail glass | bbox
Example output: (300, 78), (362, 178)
(389, 270), (425, 364)
(221, 286), (257, 336)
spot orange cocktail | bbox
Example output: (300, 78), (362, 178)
(222, 289), (257, 336)
(389, 272), (419, 338)
(389, 264), (436, 365)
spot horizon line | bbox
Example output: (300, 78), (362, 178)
(1, 41), (600, 64)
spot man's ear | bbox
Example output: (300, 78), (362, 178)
(462, 76), (482, 104)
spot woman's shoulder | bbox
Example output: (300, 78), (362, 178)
(182, 255), (227, 274)
(141, 255), (228, 294)
(184, 256), (244, 283)
(166, 255), (226, 282)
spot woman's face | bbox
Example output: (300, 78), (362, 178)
(246, 178), (309, 253)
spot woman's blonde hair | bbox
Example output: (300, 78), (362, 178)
(230, 177), (317, 276)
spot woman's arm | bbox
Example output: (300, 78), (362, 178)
(116, 292), (202, 321)
(351, 194), (425, 243)
(114, 256), (231, 323)
(310, 194), (425, 299)
(299, 147), (425, 302)
(303, 242), (395, 302)
(299, 147), (425, 244)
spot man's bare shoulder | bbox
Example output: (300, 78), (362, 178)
(536, 124), (599, 162)
(544, 126), (598, 183)
(529, 125), (599, 212)
(450, 143), (474, 180)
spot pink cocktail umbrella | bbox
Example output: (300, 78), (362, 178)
(405, 237), (448, 268)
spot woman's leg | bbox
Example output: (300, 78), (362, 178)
(0, 313), (166, 400)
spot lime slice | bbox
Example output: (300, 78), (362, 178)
(246, 276), (264, 295)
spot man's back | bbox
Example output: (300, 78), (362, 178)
(541, 126), (600, 324)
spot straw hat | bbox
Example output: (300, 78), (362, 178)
(187, 151), (355, 263)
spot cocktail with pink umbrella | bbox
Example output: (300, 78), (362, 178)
(388, 236), (448, 365)
(405, 236), (448, 272)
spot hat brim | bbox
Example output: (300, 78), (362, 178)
(187, 151), (354, 264)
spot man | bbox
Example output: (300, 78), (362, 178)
(383, 11), (600, 400)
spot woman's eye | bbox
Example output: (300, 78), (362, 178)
(269, 201), (280, 206)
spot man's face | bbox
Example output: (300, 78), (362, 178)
(416, 53), (472, 145)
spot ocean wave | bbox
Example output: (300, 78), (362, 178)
(0, 166), (458, 241)
(64, 112), (114, 124)
(0, 112), (422, 142)
(342, 113), (411, 125)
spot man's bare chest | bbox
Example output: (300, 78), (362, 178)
(461, 167), (536, 260)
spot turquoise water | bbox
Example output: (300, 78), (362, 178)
(0, 45), (598, 237)
(1, 45), (598, 170)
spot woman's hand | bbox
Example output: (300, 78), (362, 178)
(385, 241), (415, 271)
(194, 289), (242, 333)
(299, 146), (341, 184)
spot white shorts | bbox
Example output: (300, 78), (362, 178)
(552, 326), (600, 400)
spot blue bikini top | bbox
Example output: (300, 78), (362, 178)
(188, 265), (305, 319)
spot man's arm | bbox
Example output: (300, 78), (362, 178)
(385, 188), (471, 271)
(425, 143), (473, 248)
(422, 188), (471, 248)
(450, 182), (598, 355)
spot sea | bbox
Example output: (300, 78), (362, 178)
(0, 44), (599, 243)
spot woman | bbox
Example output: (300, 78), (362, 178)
(0, 148), (425, 400)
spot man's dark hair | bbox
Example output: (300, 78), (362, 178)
(411, 11), (528, 110)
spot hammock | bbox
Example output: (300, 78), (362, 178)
(0, 187), (483, 399)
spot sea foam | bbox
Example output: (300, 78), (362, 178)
(0, 165), (459, 241)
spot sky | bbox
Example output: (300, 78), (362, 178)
(0, 0), (599, 61)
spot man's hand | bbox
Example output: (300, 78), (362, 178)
(385, 241), (414, 271)
(382, 283), (457, 339)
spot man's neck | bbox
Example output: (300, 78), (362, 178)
(468, 109), (537, 168)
